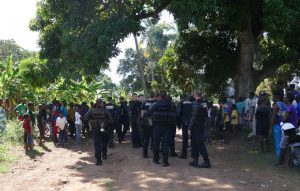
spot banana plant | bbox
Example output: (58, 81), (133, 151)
(0, 54), (26, 118)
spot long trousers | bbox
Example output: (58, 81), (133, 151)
(143, 125), (153, 155)
(94, 131), (109, 161)
(153, 125), (171, 163)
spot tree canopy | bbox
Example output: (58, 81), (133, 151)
(30, 0), (300, 97)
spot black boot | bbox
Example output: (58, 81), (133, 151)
(153, 159), (159, 164)
(170, 152), (178, 157)
(109, 140), (115, 148)
(102, 153), (107, 160)
(198, 160), (211, 168)
(143, 150), (148, 158)
(178, 153), (187, 159)
(96, 159), (102, 166)
(162, 161), (170, 167)
(189, 158), (198, 167)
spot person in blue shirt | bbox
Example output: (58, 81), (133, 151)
(271, 91), (286, 160)
(61, 101), (68, 118)
(235, 97), (245, 129)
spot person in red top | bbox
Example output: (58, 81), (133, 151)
(23, 114), (33, 152)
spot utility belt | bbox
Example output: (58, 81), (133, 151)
(153, 111), (178, 125)
(89, 119), (109, 133)
(140, 109), (153, 127)
(143, 117), (153, 127)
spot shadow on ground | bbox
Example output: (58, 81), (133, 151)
(58, 130), (299, 191)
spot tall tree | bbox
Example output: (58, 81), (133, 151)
(133, 34), (148, 96)
(0, 39), (35, 71)
(141, 19), (176, 82)
(117, 48), (146, 93)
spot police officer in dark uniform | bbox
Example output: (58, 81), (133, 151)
(81, 102), (90, 137)
(145, 91), (178, 167)
(178, 94), (193, 159)
(105, 97), (119, 148)
(168, 95), (178, 157)
(141, 92), (156, 158)
(84, 99), (112, 166)
(188, 90), (211, 168)
(118, 97), (129, 142)
(129, 93), (142, 148)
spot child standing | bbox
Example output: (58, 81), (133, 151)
(23, 114), (33, 152)
(52, 103), (60, 143)
(56, 112), (68, 146)
(74, 106), (82, 144)
(231, 104), (239, 138)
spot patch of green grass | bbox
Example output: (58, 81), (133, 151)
(0, 143), (17, 173)
(0, 120), (24, 173)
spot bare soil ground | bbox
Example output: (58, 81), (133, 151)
(0, 131), (299, 191)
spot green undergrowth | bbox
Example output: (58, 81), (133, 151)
(0, 120), (25, 173)
(0, 120), (51, 173)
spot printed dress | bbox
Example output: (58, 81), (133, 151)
(0, 106), (6, 131)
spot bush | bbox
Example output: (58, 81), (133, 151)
(0, 120), (23, 145)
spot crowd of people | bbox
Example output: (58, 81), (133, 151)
(0, 83), (300, 168)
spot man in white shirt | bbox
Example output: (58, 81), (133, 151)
(74, 106), (82, 144)
(245, 92), (257, 138)
(56, 112), (68, 146)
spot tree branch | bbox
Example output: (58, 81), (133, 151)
(133, 0), (172, 20)
(254, 51), (299, 84)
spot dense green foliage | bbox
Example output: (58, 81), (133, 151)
(0, 40), (117, 113)
(29, 0), (300, 97)
(30, 0), (170, 77)
(0, 39), (34, 65)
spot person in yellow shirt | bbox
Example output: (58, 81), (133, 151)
(231, 104), (239, 138)
(67, 103), (75, 138)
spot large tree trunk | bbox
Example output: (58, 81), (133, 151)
(133, 34), (148, 97)
(236, 22), (257, 98)
(234, 0), (264, 98)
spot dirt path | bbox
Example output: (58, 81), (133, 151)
(0, 132), (299, 191)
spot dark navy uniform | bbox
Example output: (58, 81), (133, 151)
(178, 98), (193, 158)
(118, 101), (129, 141)
(141, 99), (156, 157)
(81, 103), (90, 137)
(84, 105), (111, 165)
(129, 100), (142, 148)
(105, 102), (119, 147)
(145, 99), (178, 166)
(188, 98), (211, 168)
